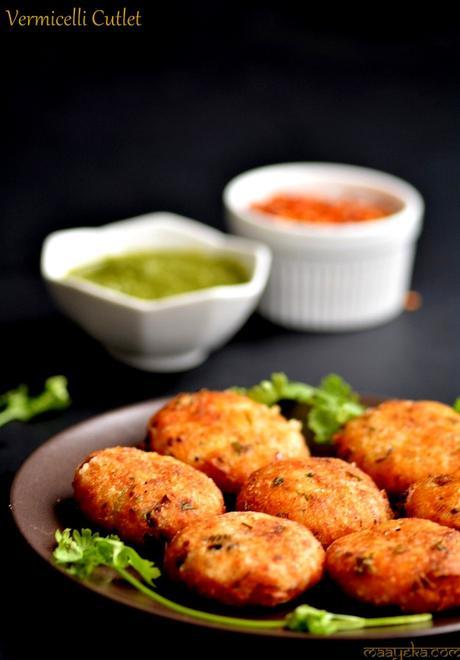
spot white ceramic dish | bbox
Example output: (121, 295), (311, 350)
(224, 163), (424, 331)
(41, 213), (271, 371)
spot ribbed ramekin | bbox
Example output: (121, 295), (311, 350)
(224, 163), (424, 331)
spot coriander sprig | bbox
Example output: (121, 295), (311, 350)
(236, 373), (365, 444)
(454, 398), (460, 413)
(54, 528), (432, 635)
(0, 376), (71, 428)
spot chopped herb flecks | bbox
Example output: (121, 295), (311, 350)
(355, 555), (374, 574)
(432, 542), (448, 552)
(375, 448), (393, 463)
(180, 501), (195, 511)
(231, 441), (250, 454)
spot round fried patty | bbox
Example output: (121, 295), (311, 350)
(73, 446), (225, 543)
(326, 518), (460, 612)
(237, 457), (392, 546)
(334, 400), (460, 496)
(164, 511), (325, 606)
(148, 390), (309, 493)
(406, 472), (460, 530)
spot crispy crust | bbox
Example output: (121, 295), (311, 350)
(73, 446), (225, 543)
(148, 390), (309, 493)
(164, 511), (325, 607)
(326, 518), (460, 612)
(237, 457), (392, 546)
(406, 472), (460, 530)
(334, 400), (460, 496)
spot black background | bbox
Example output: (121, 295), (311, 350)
(1, 3), (460, 658)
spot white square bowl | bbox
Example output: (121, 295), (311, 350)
(41, 213), (271, 371)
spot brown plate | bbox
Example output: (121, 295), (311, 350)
(9, 396), (460, 639)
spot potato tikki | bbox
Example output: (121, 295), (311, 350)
(164, 511), (325, 607)
(237, 457), (392, 547)
(326, 518), (460, 613)
(73, 446), (225, 544)
(334, 400), (460, 496)
(406, 472), (460, 530)
(148, 390), (309, 493)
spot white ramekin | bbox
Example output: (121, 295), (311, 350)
(224, 163), (424, 331)
(41, 213), (271, 371)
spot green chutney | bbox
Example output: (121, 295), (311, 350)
(69, 250), (249, 300)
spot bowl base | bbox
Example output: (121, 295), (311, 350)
(106, 347), (208, 372)
(259, 305), (404, 332)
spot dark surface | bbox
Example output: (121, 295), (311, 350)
(1, 4), (460, 658)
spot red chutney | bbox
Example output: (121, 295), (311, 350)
(251, 194), (392, 224)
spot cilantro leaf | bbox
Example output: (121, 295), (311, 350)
(234, 372), (315, 406)
(236, 373), (365, 444)
(0, 376), (70, 428)
(114, 544), (161, 586)
(54, 528), (160, 583)
(308, 406), (343, 444)
(454, 398), (460, 413)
